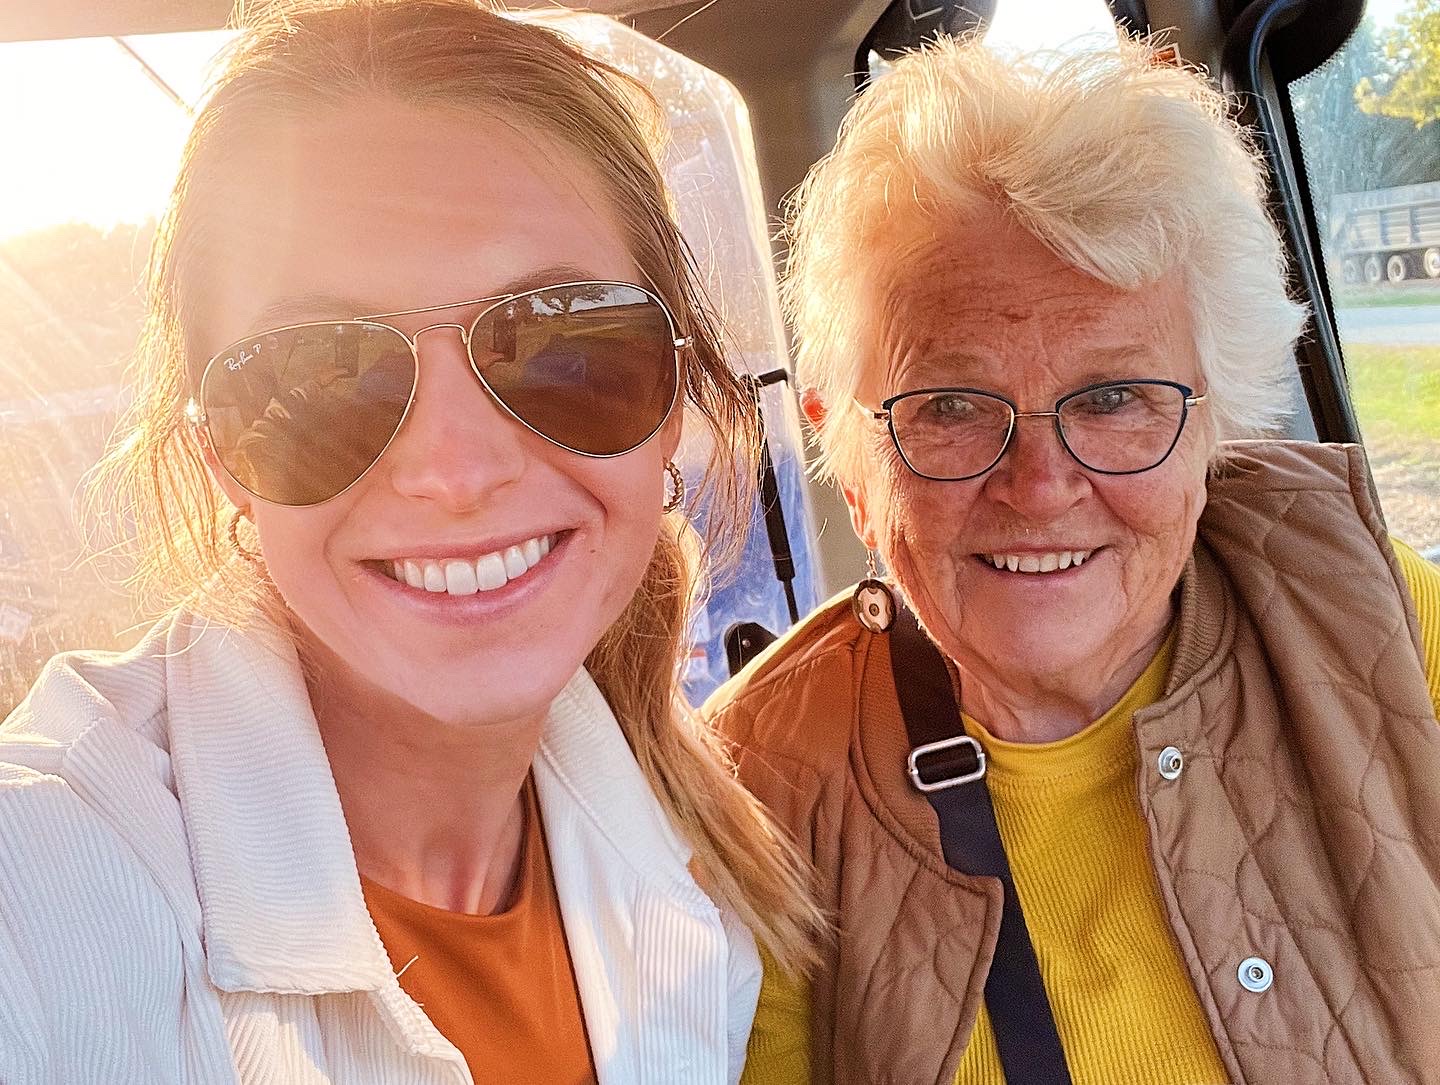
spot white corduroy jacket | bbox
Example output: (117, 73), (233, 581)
(0, 609), (761, 1085)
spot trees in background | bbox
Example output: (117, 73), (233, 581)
(1358, 0), (1440, 127)
(1291, 11), (1439, 209)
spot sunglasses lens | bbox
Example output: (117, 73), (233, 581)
(201, 322), (414, 506)
(471, 283), (679, 455)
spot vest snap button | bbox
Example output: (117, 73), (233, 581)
(1238, 956), (1273, 993)
(1157, 746), (1184, 780)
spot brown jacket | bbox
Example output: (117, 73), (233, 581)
(708, 442), (1440, 1085)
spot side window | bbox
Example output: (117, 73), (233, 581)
(1290, 1), (1440, 555)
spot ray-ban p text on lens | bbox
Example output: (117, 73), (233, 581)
(185, 281), (685, 507)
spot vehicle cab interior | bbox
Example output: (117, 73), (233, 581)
(0, 0), (1435, 710)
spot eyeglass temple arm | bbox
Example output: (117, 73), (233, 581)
(851, 399), (889, 422)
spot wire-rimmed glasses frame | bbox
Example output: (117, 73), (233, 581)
(866, 378), (1207, 482)
(183, 279), (689, 508)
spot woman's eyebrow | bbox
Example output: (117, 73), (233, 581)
(492, 263), (602, 297)
(1076, 344), (1163, 367)
(1064, 346), (1168, 384)
(246, 293), (371, 331)
(246, 264), (608, 330)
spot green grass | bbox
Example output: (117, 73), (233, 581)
(1346, 344), (1440, 443)
(1334, 282), (1440, 309)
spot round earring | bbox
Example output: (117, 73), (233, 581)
(662, 460), (685, 514)
(852, 548), (896, 633)
(226, 508), (265, 568)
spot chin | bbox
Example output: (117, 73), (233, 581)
(345, 644), (576, 727)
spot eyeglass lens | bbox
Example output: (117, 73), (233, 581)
(203, 322), (415, 507)
(470, 284), (676, 458)
(888, 381), (1190, 480)
(200, 282), (679, 507)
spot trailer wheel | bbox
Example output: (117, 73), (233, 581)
(1425, 247), (1440, 279)
(1342, 258), (1362, 284)
(1387, 254), (1410, 283)
(1365, 255), (1384, 284)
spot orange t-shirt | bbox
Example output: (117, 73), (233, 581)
(361, 778), (597, 1085)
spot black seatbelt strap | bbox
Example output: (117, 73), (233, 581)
(888, 604), (1073, 1085)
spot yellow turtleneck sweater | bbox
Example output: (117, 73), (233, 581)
(742, 540), (1440, 1085)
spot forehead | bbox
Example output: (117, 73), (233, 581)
(865, 209), (1198, 391)
(190, 99), (637, 354)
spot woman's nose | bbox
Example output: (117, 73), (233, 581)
(984, 413), (1090, 519)
(382, 327), (528, 511)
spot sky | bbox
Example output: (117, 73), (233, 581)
(0, 0), (1410, 240)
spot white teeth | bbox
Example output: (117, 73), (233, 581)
(475, 552), (506, 591)
(444, 560), (478, 595)
(984, 549), (1094, 575)
(502, 546), (527, 580)
(422, 563), (446, 593)
(385, 534), (556, 597)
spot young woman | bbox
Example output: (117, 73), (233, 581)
(0, 3), (819, 1082)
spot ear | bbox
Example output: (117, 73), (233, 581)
(799, 386), (827, 432)
(801, 388), (880, 551)
(193, 422), (253, 517)
(658, 403), (683, 463)
(839, 477), (879, 551)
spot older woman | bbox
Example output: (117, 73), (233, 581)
(716, 38), (1440, 1085)
(0, 3), (822, 1082)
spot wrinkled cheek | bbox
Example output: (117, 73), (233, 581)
(875, 477), (962, 617)
(871, 467), (919, 567)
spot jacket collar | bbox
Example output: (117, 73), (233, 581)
(160, 608), (759, 1081)
(535, 671), (761, 1083)
(162, 610), (393, 994)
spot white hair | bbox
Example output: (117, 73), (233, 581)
(783, 35), (1308, 486)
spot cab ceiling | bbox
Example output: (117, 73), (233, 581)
(0, 0), (877, 60)
(1, 0), (1230, 209)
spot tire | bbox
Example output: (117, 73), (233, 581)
(1425, 247), (1440, 279)
(1342, 258), (1362, 284)
(1365, 255), (1384, 284)
(1387, 254), (1410, 283)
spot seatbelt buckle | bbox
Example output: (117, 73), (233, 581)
(907, 734), (987, 792)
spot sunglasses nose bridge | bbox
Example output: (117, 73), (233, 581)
(410, 321), (471, 347)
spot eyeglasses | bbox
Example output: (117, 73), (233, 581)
(866, 379), (1207, 481)
(186, 280), (684, 507)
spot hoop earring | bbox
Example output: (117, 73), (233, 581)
(852, 548), (896, 633)
(662, 460), (685, 514)
(227, 508), (264, 568)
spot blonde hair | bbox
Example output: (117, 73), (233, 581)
(784, 36), (1309, 487)
(95, 0), (821, 973)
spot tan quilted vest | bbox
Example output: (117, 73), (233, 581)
(714, 441), (1440, 1084)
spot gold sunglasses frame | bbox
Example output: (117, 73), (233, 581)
(184, 279), (689, 507)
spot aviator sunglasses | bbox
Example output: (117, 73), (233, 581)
(186, 280), (685, 507)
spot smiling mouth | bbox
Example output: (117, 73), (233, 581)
(379, 533), (558, 597)
(978, 548), (1095, 574)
